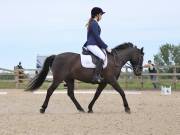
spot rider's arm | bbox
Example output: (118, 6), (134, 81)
(90, 22), (108, 49)
(143, 64), (150, 68)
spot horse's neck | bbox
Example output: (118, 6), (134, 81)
(116, 49), (133, 68)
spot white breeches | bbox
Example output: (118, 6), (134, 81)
(86, 45), (106, 61)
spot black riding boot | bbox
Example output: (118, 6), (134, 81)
(92, 59), (104, 83)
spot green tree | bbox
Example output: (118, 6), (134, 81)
(154, 43), (180, 79)
(154, 43), (180, 66)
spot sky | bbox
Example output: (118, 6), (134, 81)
(0, 0), (180, 69)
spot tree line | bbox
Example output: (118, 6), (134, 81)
(154, 43), (180, 79)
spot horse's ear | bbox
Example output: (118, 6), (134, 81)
(141, 47), (144, 53)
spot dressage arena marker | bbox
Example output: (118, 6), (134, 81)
(33, 91), (142, 95)
(0, 92), (7, 95)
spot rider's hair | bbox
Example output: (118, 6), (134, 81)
(86, 14), (96, 30)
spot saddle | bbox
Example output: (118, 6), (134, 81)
(82, 47), (100, 65)
(80, 47), (108, 69)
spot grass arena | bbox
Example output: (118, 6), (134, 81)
(0, 89), (180, 135)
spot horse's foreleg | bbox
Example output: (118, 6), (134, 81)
(110, 80), (131, 114)
(40, 81), (59, 113)
(88, 83), (107, 113)
(66, 79), (85, 112)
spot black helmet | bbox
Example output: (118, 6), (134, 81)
(91, 7), (105, 17)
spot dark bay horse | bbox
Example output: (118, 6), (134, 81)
(27, 42), (144, 114)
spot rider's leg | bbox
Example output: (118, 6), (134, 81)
(86, 45), (106, 61)
(91, 58), (104, 82)
(86, 45), (106, 83)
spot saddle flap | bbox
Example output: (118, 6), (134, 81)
(82, 47), (101, 65)
(80, 50), (108, 69)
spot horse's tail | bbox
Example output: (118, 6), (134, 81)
(26, 55), (56, 91)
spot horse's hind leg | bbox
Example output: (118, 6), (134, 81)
(66, 79), (85, 112)
(40, 81), (60, 113)
(88, 83), (107, 113)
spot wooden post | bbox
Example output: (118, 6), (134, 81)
(76, 80), (79, 89)
(14, 68), (19, 89)
(19, 69), (24, 83)
(136, 76), (139, 89)
(156, 65), (159, 88)
(173, 66), (177, 90)
(141, 75), (144, 89)
(125, 66), (128, 90)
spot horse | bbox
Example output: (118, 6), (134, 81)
(27, 42), (144, 114)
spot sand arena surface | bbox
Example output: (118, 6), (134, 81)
(0, 89), (180, 135)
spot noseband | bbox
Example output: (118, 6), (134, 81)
(130, 54), (143, 72)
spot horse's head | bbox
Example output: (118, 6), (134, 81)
(112, 42), (144, 76)
(129, 47), (144, 76)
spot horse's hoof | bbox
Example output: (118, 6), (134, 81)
(40, 108), (45, 114)
(88, 110), (93, 113)
(79, 109), (85, 113)
(125, 108), (131, 114)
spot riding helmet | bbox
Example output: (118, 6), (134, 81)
(91, 7), (106, 17)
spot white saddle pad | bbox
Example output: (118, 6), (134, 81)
(80, 52), (108, 69)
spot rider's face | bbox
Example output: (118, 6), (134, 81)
(97, 14), (102, 21)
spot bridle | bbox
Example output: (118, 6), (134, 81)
(130, 54), (143, 72)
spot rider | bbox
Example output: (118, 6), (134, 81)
(83, 7), (112, 83)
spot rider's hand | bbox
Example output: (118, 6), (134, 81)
(106, 47), (112, 53)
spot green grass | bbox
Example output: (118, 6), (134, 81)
(0, 80), (62, 90)
(0, 81), (16, 89)
(0, 79), (179, 90)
